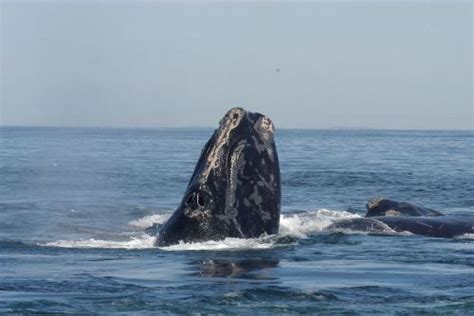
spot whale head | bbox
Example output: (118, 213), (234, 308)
(155, 108), (281, 246)
(366, 197), (443, 217)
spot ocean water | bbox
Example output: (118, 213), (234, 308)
(1, 127), (473, 314)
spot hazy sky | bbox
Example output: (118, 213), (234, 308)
(1, 0), (472, 129)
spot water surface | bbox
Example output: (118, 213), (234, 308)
(1, 127), (473, 314)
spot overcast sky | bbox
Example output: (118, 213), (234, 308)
(1, 0), (472, 129)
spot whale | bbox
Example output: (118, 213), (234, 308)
(155, 108), (281, 246)
(329, 198), (474, 238)
(365, 197), (443, 217)
(154, 108), (471, 244)
(367, 215), (474, 238)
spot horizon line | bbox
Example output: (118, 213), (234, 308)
(1, 124), (473, 132)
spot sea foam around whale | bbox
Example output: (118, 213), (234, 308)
(43, 209), (473, 250)
(41, 209), (365, 250)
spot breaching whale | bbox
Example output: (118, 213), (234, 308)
(155, 108), (281, 246)
(329, 198), (474, 238)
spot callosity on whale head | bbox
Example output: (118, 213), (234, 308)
(155, 108), (281, 246)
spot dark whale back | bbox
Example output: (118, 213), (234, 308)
(374, 216), (474, 238)
(155, 108), (281, 246)
(366, 197), (443, 217)
(329, 215), (474, 238)
(328, 198), (471, 238)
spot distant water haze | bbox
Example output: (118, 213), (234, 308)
(1, 0), (472, 129)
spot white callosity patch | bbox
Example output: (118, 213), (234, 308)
(367, 197), (384, 209)
(254, 115), (275, 141)
(187, 208), (211, 219)
(200, 108), (244, 182)
(253, 115), (275, 162)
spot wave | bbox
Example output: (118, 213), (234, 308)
(160, 236), (280, 251)
(455, 233), (474, 240)
(280, 209), (361, 237)
(43, 234), (156, 249)
(40, 209), (370, 251)
(128, 213), (171, 229)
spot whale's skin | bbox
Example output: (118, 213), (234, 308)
(326, 215), (474, 238)
(366, 197), (443, 217)
(155, 108), (281, 246)
(329, 216), (474, 238)
(329, 198), (472, 238)
(373, 215), (474, 238)
(326, 218), (394, 234)
(154, 108), (471, 243)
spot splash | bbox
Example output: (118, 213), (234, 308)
(42, 209), (362, 250)
(159, 236), (278, 251)
(455, 233), (474, 240)
(43, 234), (156, 249)
(279, 209), (361, 238)
(128, 213), (171, 229)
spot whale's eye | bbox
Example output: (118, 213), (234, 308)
(196, 192), (205, 207)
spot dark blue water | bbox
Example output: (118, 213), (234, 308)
(1, 127), (473, 314)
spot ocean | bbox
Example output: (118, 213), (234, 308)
(1, 127), (473, 314)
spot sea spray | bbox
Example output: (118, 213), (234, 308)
(42, 209), (362, 250)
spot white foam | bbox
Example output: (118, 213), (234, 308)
(42, 209), (362, 251)
(279, 209), (361, 238)
(455, 233), (474, 240)
(128, 213), (170, 229)
(159, 236), (277, 251)
(43, 234), (156, 249)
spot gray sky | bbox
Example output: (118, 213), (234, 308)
(1, 0), (472, 129)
